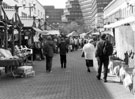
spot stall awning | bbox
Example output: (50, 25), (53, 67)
(46, 30), (60, 35)
(104, 16), (135, 28)
(67, 31), (79, 37)
(33, 27), (43, 33)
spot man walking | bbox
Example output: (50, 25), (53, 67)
(95, 34), (113, 82)
(43, 36), (55, 73)
(58, 37), (68, 68)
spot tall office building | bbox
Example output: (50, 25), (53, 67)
(79, 0), (112, 31)
(63, 0), (83, 22)
(78, 0), (92, 30)
(44, 6), (64, 29)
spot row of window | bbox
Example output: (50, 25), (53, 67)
(105, 6), (135, 24)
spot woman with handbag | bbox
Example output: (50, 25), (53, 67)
(82, 39), (95, 72)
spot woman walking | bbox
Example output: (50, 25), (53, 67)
(82, 39), (95, 72)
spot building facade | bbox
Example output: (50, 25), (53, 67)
(44, 6), (64, 29)
(78, 0), (92, 31)
(79, 0), (112, 31)
(63, 0), (83, 22)
(3, 0), (45, 27)
(104, 0), (135, 67)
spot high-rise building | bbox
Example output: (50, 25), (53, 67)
(79, 0), (112, 31)
(78, 0), (92, 30)
(63, 0), (83, 22)
(44, 6), (64, 29)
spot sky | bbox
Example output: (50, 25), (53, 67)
(38, 0), (67, 8)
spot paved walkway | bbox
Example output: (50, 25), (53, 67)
(0, 51), (134, 99)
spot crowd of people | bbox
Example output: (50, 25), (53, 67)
(32, 33), (113, 83)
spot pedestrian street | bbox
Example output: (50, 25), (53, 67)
(0, 51), (134, 99)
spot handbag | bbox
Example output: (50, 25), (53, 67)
(81, 51), (85, 57)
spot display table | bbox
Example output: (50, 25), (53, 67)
(124, 67), (134, 94)
(109, 59), (134, 94)
(0, 58), (24, 77)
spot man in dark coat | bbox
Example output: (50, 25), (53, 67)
(58, 37), (68, 68)
(95, 34), (113, 82)
(43, 36), (55, 72)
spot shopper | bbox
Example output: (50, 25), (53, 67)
(43, 36), (55, 73)
(95, 34), (113, 82)
(58, 37), (68, 68)
(82, 39), (95, 72)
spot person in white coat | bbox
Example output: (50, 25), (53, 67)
(82, 39), (95, 72)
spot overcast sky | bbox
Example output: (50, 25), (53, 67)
(38, 0), (67, 8)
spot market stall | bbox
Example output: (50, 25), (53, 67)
(0, 1), (34, 78)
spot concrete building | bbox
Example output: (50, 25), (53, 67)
(63, 0), (83, 22)
(3, 0), (45, 27)
(44, 6), (64, 29)
(78, 0), (112, 31)
(78, 0), (92, 31)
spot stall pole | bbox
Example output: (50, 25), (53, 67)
(0, 0), (2, 20)
(11, 26), (15, 55)
(14, 5), (21, 46)
(4, 24), (8, 49)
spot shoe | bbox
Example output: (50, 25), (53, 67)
(96, 75), (101, 80)
(104, 79), (107, 82)
(87, 69), (91, 72)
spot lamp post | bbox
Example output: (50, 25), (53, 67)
(23, 2), (35, 18)
(44, 15), (49, 30)
(125, 0), (135, 13)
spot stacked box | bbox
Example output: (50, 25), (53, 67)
(0, 67), (5, 76)
(17, 66), (35, 77)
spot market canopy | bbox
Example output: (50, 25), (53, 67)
(67, 31), (79, 37)
(91, 32), (100, 35)
(80, 33), (87, 38)
(102, 31), (114, 36)
(46, 30), (60, 35)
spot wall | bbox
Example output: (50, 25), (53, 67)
(3, 0), (45, 19)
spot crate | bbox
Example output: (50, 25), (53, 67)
(17, 66), (35, 78)
(23, 70), (35, 77)
(17, 66), (33, 74)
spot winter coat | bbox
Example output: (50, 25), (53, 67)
(43, 40), (55, 57)
(58, 41), (68, 55)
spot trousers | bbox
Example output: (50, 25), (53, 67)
(46, 56), (53, 72)
(97, 57), (109, 80)
(60, 54), (67, 68)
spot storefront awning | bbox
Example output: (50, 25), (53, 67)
(104, 16), (135, 28)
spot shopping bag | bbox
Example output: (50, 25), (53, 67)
(81, 52), (85, 57)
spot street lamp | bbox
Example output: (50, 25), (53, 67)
(125, 0), (135, 13)
(22, 1), (36, 18)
